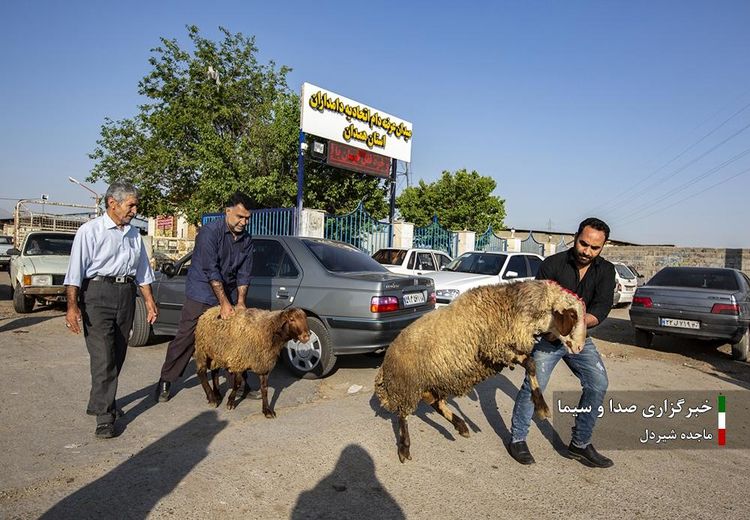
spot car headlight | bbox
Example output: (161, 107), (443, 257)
(435, 289), (460, 300)
(31, 274), (53, 286)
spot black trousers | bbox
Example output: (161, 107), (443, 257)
(81, 279), (136, 425)
(159, 298), (212, 382)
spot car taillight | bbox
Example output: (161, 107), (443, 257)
(428, 291), (436, 305)
(633, 296), (652, 308)
(371, 296), (399, 313)
(711, 303), (740, 315)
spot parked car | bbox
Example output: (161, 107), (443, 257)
(130, 236), (436, 378)
(429, 251), (543, 306)
(372, 247), (452, 276)
(612, 262), (638, 307)
(8, 231), (75, 313)
(0, 235), (13, 270)
(629, 266), (750, 361)
(627, 264), (646, 286)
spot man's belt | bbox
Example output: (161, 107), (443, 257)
(89, 275), (136, 284)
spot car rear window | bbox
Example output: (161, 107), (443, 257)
(372, 249), (406, 265)
(648, 268), (739, 291)
(304, 239), (388, 272)
(614, 264), (636, 280)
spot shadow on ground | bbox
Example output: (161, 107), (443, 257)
(291, 444), (404, 520)
(40, 411), (227, 520)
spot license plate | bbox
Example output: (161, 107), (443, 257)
(659, 318), (700, 329)
(403, 292), (425, 306)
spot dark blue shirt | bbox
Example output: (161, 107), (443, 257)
(185, 218), (253, 305)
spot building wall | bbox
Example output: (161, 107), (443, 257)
(603, 246), (750, 281)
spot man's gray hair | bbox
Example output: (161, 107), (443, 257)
(105, 180), (139, 203)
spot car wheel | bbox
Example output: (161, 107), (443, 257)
(634, 328), (653, 348)
(282, 316), (337, 379)
(13, 282), (34, 313)
(731, 326), (749, 362)
(128, 297), (152, 347)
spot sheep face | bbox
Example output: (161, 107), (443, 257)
(280, 308), (311, 343)
(549, 301), (586, 353)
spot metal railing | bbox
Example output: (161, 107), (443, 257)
(323, 201), (392, 255)
(414, 216), (458, 256)
(475, 225), (508, 252)
(201, 208), (297, 237)
(520, 231), (545, 256)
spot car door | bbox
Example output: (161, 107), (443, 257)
(414, 251), (436, 275)
(434, 252), (452, 271)
(245, 238), (303, 310)
(526, 255), (543, 278)
(154, 255), (191, 334)
(503, 255), (530, 281)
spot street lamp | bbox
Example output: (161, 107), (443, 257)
(68, 176), (102, 216)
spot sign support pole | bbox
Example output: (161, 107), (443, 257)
(296, 130), (305, 235)
(389, 158), (397, 247)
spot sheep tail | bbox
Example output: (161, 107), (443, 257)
(373, 367), (396, 413)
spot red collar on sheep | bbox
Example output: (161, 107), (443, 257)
(543, 280), (586, 312)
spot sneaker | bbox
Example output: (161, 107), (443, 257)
(567, 443), (614, 468)
(155, 380), (171, 402)
(95, 423), (115, 439)
(507, 441), (536, 465)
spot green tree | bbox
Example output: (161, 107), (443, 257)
(396, 169), (506, 231)
(88, 25), (389, 223)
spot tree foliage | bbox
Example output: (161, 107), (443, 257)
(88, 25), (389, 223)
(396, 169), (506, 231)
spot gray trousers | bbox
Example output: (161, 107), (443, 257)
(80, 279), (136, 425)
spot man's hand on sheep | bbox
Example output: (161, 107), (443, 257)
(219, 302), (235, 320)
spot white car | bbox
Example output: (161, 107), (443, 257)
(430, 251), (543, 306)
(372, 248), (452, 276)
(8, 231), (75, 313)
(612, 262), (638, 307)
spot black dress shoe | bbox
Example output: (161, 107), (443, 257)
(95, 423), (115, 439)
(567, 443), (614, 468)
(508, 441), (536, 465)
(155, 380), (171, 402)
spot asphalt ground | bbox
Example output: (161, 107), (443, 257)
(0, 269), (749, 519)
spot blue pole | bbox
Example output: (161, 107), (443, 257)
(296, 130), (305, 235)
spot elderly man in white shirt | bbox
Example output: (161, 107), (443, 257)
(64, 180), (158, 439)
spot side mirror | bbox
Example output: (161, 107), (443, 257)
(160, 262), (176, 277)
(504, 270), (519, 279)
(7, 248), (21, 256)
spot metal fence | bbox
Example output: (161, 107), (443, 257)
(475, 225), (508, 253)
(413, 216), (458, 256)
(557, 237), (570, 252)
(323, 201), (392, 255)
(201, 207), (297, 236)
(520, 231), (545, 256)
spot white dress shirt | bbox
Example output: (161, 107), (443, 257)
(64, 213), (155, 287)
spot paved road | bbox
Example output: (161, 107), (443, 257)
(0, 270), (749, 519)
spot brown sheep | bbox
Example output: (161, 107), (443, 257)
(374, 279), (586, 462)
(194, 307), (310, 418)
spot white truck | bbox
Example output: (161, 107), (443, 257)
(7, 199), (97, 313)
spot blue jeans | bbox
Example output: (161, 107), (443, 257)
(510, 336), (608, 448)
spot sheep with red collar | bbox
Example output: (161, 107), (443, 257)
(374, 279), (586, 462)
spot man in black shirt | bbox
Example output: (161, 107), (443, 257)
(508, 218), (616, 468)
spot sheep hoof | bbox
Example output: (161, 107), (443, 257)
(397, 446), (411, 463)
(458, 427), (470, 438)
(226, 401), (236, 410)
(263, 408), (276, 419)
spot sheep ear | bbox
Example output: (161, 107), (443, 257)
(554, 309), (577, 336)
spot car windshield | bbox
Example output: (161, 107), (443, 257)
(443, 252), (508, 275)
(0, 237), (11, 245)
(372, 249), (407, 265)
(303, 239), (388, 272)
(615, 264), (636, 280)
(648, 268), (739, 291)
(23, 234), (74, 256)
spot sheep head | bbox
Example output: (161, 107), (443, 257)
(545, 282), (587, 353)
(279, 308), (311, 343)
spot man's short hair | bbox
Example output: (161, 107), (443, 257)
(576, 217), (610, 241)
(105, 180), (138, 203)
(225, 191), (256, 210)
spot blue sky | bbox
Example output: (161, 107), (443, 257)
(2, 1), (749, 247)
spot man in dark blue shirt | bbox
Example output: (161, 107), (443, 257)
(508, 217), (616, 468)
(155, 191), (255, 402)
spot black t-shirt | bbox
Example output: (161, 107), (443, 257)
(535, 248), (616, 327)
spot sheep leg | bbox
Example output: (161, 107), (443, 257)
(422, 391), (470, 438)
(522, 356), (550, 420)
(197, 364), (216, 406)
(226, 370), (243, 410)
(210, 368), (222, 406)
(397, 415), (412, 463)
(259, 373), (276, 419)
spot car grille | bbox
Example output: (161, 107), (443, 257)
(52, 275), (66, 285)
